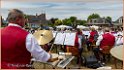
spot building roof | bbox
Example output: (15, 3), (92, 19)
(27, 13), (46, 24)
(114, 16), (123, 23)
(87, 17), (112, 26)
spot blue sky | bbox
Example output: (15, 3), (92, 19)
(1, 0), (123, 21)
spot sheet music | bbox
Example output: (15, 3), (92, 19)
(83, 31), (90, 36)
(54, 32), (66, 45)
(64, 33), (76, 46)
(57, 56), (74, 68)
(52, 31), (57, 38)
(31, 56), (74, 68)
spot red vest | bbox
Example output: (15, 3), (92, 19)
(1, 26), (31, 69)
(89, 31), (97, 42)
(100, 33), (115, 49)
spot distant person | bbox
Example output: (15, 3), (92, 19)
(88, 27), (98, 51)
(114, 28), (123, 46)
(110, 27), (117, 37)
(97, 27), (104, 36)
(117, 28), (123, 36)
(76, 29), (86, 65)
(1, 9), (58, 69)
(93, 27), (115, 62)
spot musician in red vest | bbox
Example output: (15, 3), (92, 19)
(88, 27), (98, 51)
(93, 27), (115, 62)
(1, 9), (57, 69)
(66, 29), (84, 66)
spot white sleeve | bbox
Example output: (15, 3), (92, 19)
(96, 35), (103, 46)
(26, 34), (50, 62)
(115, 37), (123, 46)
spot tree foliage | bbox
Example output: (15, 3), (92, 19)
(62, 18), (72, 26)
(50, 18), (58, 24)
(77, 20), (87, 25)
(106, 16), (112, 22)
(54, 19), (63, 26)
(47, 15), (90, 27)
(87, 13), (100, 21)
(69, 16), (77, 22)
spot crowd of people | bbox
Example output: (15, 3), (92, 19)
(32, 25), (123, 66)
(48, 25), (122, 65)
(1, 9), (123, 69)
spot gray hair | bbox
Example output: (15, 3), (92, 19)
(104, 27), (110, 32)
(7, 9), (24, 22)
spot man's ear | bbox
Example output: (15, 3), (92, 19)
(15, 17), (21, 23)
(16, 17), (21, 20)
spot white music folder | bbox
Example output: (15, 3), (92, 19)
(83, 31), (90, 36)
(52, 31), (57, 38)
(64, 32), (76, 46)
(54, 32), (66, 45)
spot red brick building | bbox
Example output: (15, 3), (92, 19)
(27, 13), (47, 28)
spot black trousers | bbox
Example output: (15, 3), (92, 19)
(77, 48), (83, 65)
(93, 48), (111, 62)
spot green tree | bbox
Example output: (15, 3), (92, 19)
(48, 23), (54, 27)
(50, 18), (58, 24)
(62, 16), (77, 27)
(23, 14), (30, 28)
(62, 18), (72, 26)
(77, 20), (87, 25)
(69, 16), (77, 27)
(106, 16), (112, 22)
(54, 19), (63, 26)
(87, 13), (100, 21)
(47, 18), (58, 27)
(70, 16), (77, 22)
(24, 14), (28, 19)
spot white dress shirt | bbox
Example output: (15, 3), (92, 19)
(78, 35), (83, 49)
(117, 31), (123, 36)
(8, 23), (50, 62)
(96, 32), (111, 47)
(115, 36), (123, 46)
(98, 31), (104, 36)
(96, 35), (103, 47)
(96, 32), (116, 47)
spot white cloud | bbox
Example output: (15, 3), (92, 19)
(1, 0), (123, 21)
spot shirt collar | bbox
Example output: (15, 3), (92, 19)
(8, 23), (22, 28)
(104, 32), (110, 34)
